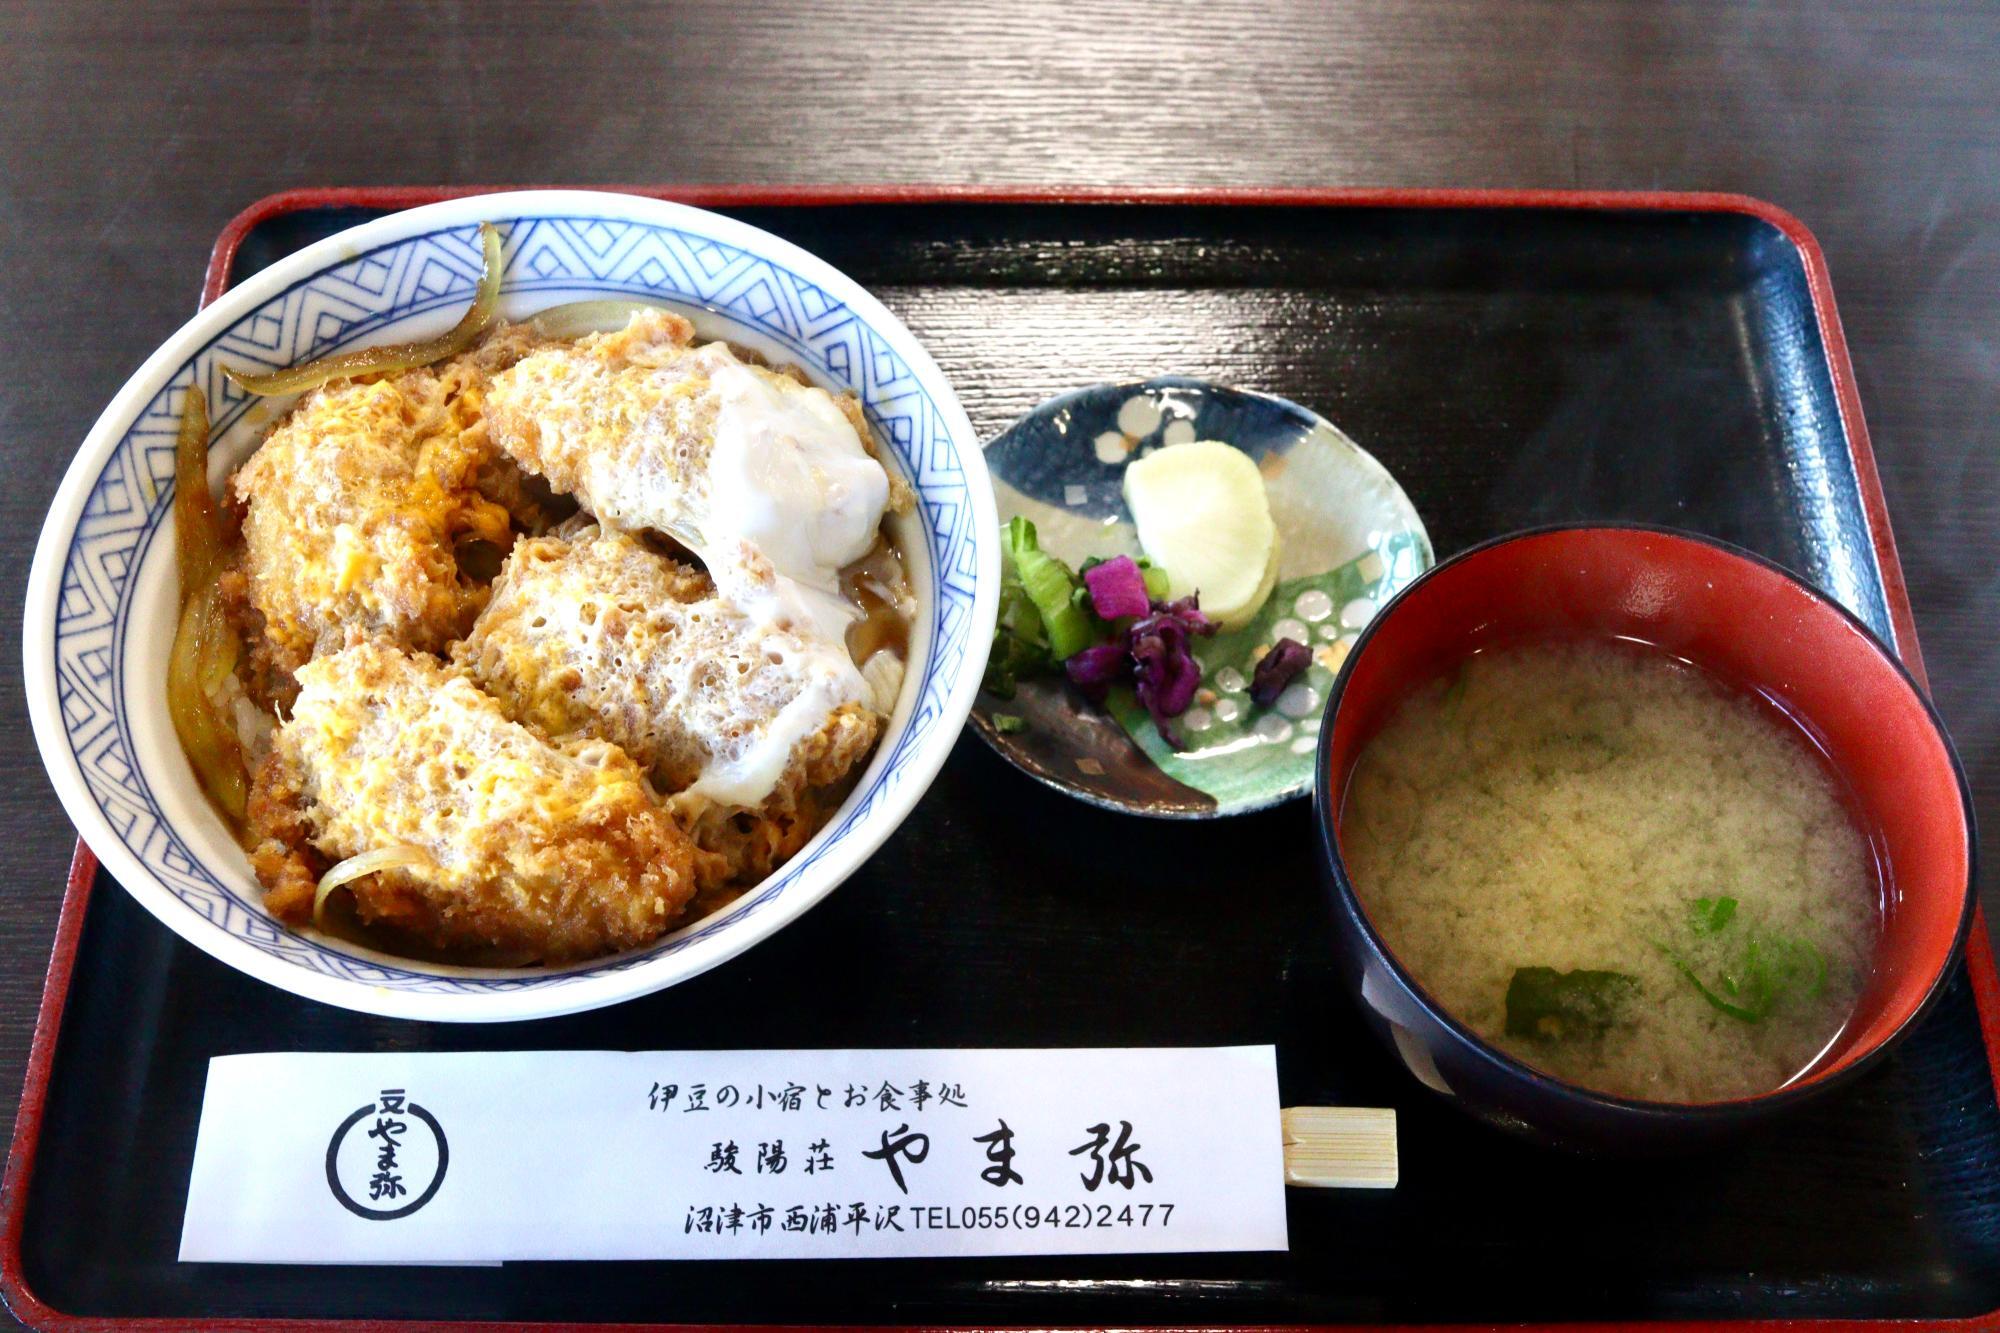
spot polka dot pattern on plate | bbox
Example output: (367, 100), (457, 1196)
(1252, 714), (1293, 743)
(1294, 588), (1335, 622)
(1116, 395), (1163, 437)
(1214, 666), (1247, 694)
(1340, 596), (1377, 630)
(1161, 419), (1197, 446)
(1275, 682), (1319, 718)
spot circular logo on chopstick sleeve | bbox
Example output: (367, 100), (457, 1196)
(325, 1088), (449, 1220)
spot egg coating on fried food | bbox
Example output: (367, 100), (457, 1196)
(231, 370), (500, 675)
(456, 524), (882, 888)
(247, 639), (700, 962)
(460, 523), (881, 798)
(228, 325), (552, 698)
(480, 310), (911, 602)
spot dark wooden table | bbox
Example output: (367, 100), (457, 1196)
(0, 2), (1995, 1323)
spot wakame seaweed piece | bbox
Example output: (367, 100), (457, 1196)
(1504, 967), (1639, 1042)
(1689, 895), (1739, 935)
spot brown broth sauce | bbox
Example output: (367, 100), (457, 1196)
(843, 535), (914, 665)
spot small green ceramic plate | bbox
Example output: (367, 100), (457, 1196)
(970, 378), (1432, 818)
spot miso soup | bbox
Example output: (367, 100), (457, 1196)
(1342, 640), (1879, 1103)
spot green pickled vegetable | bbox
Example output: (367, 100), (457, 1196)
(1505, 967), (1638, 1042)
(982, 629), (1047, 698)
(984, 545), (1055, 697)
(1003, 517), (1097, 660)
(993, 713), (1025, 734)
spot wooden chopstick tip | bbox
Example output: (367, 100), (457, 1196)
(1280, 1106), (1398, 1190)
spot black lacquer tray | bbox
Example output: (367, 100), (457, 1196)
(4, 186), (1996, 1331)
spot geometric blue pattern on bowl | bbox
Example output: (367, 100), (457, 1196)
(52, 215), (984, 994)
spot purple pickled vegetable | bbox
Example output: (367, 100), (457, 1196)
(1082, 555), (1151, 621)
(1155, 595), (1215, 637)
(1130, 618), (1200, 738)
(1061, 592), (1219, 747)
(1063, 641), (1131, 702)
(1128, 599), (1220, 748)
(1250, 637), (1313, 707)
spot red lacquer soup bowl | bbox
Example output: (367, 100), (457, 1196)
(1313, 525), (1976, 1152)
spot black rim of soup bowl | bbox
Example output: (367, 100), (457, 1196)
(1311, 522), (1979, 1137)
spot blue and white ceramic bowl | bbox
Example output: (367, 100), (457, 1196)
(23, 191), (998, 1022)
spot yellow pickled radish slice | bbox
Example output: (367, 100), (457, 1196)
(1123, 439), (1279, 632)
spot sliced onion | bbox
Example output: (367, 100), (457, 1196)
(168, 586), (247, 820)
(860, 649), (905, 715)
(314, 844), (435, 928)
(527, 297), (672, 341)
(166, 386), (249, 823)
(224, 222), (504, 397)
(171, 384), (224, 591)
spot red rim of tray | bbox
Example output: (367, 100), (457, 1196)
(2, 184), (1992, 1333)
